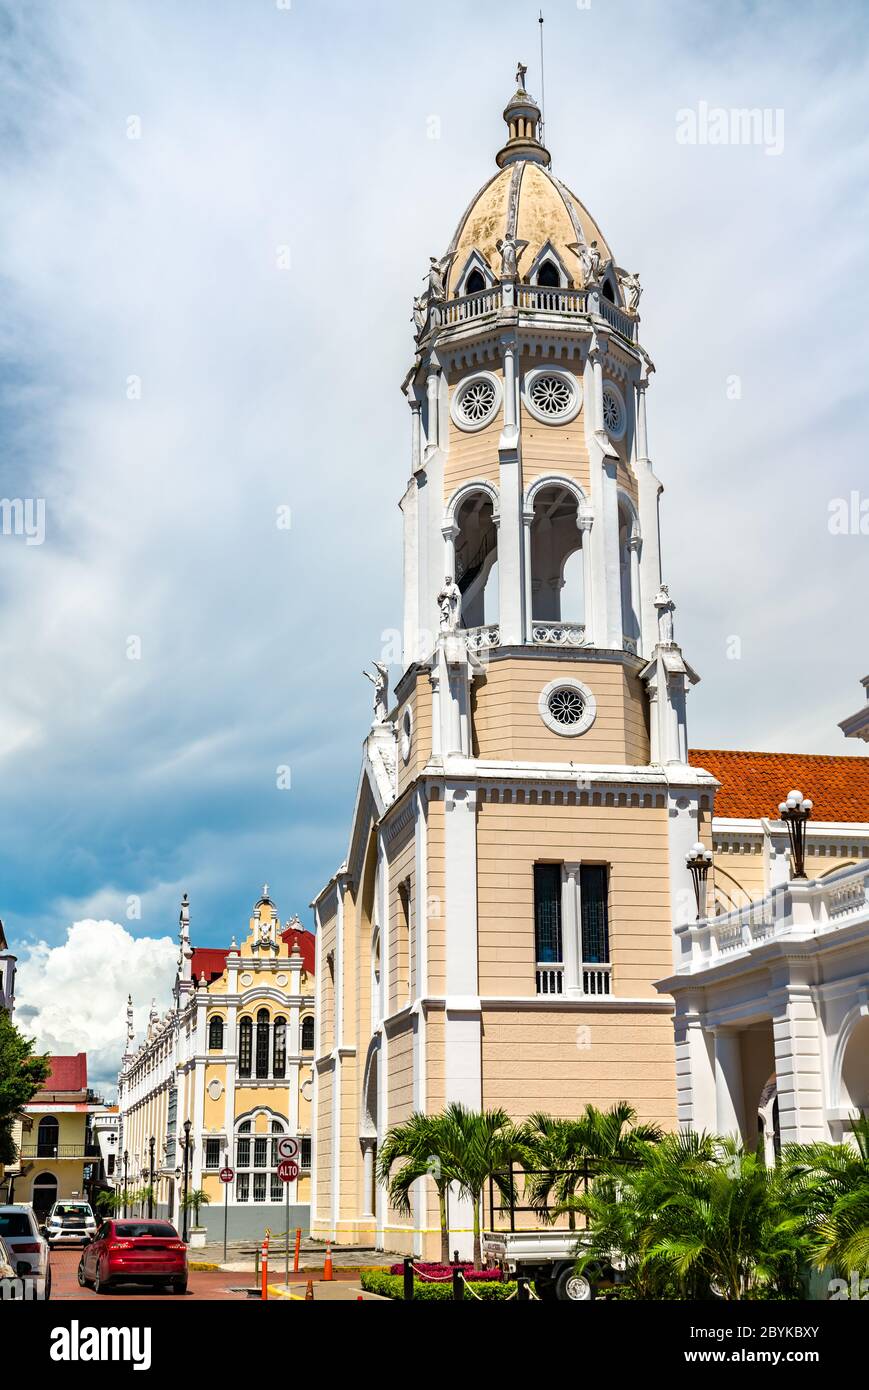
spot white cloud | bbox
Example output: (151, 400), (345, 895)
(14, 921), (177, 1094)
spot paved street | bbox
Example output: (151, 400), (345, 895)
(49, 1248), (252, 1302)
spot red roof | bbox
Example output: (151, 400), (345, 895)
(190, 947), (229, 984)
(191, 927), (316, 984)
(41, 1053), (88, 1094)
(689, 749), (869, 823)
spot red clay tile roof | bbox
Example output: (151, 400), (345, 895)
(689, 749), (869, 823)
(191, 927), (316, 984)
(41, 1053), (88, 1094)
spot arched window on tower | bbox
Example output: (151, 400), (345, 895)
(238, 1018), (252, 1078)
(618, 499), (641, 653)
(529, 486), (585, 635)
(536, 259), (561, 288)
(465, 268), (486, 295)
(602, 279), (616, 303)
(208, 1016), (224, 1051)
(395, 880), (411, 1007)
(454, 493), (499, 631)
(301, 1015), (315, 1051)
(255, 1009), (270, 1078)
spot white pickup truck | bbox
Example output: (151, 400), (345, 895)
(482, 1229), (618, 1301)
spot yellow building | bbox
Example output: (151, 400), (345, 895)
(117, 889), (316, 1239)
(14, 1054), (103, 1216)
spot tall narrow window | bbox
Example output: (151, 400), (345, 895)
(300, 1135), (312, 1168)
(534, 864), (563, 995)
(301, 1016), (315, 1051)
(580, 864), (611, 996)
(208, 1016), (224, 1051)
(253, 1136), (268, 1168)
(396, 880), (411, 1006)
(205, 1137), (221, 1170)
(238, 1017), (252, 1078)
(465, 267), (486, 294)
(536, 259), (560, 287)
(273, 1017), (286, 1079)
(255, 1009), (270, 1078)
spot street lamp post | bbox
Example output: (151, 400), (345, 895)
(148, 1135), (156, 1218)
(123, 1150), (129, 1217)
(685, 841), (714, 920)
(778, 789), (813, 880)
(181, 1119), (192, 1241)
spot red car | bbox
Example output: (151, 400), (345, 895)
(77, 1219), (188, 1294)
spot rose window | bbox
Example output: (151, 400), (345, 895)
(602, 386), (624, 436)
(457, 378), (497, 425)
(547, 686), (585, 727)
(529, 374), (573, 417)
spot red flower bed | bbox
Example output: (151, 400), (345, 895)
(388, 1261), (502, 1282)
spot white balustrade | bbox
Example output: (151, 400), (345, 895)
(532, 622), (586, 647)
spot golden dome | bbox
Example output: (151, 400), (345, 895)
(443, 71), (613, 298)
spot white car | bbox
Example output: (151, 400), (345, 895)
(44, 1199), (97, 1247)
(0, 1205), (51, 1298)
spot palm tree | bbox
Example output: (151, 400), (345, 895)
(436, 1103), (527, 1268)
(377, 1113), (461, 1263)
(181, 1188), (211, 1227)
(575, 1132), (802, 1300)
(524, 1103), (662, 1229)
(781, 1113), (869, 1277)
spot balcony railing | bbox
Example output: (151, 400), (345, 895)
(597, 297), (638, 341)
(677, 863), (869, 973)
(535, 964), (564, 995)
(516, 285), (588, 314)
(463, 624), (501, 652)
(21, 1144), (102, 1160)
(440, 286), (503, 326)
(532, 622), (586, 647)
(535, 963), (612, 996)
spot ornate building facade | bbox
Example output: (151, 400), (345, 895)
(118, 889), (316, 1238)
(311, 71), (719, 1257)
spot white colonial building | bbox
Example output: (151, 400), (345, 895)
(658, 859), (869, 1151)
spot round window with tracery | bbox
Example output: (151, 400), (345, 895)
(602, 384), (625, 439)
(548, 686), (585, 727)
(452, 373), (501, 430)
(530, 374), (573, 417)
(538, 677), (597, 737)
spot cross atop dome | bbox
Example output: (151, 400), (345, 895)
(496, 63), (550, 169)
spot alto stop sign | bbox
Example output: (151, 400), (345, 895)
(277, 1159), (299, 1182)
(219, 1167), (234, 1183)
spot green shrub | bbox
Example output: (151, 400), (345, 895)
(360, 1269), (519, 1301)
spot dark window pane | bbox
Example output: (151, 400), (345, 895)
(255, 1014), (270, 1078)
(273, 1018), (286, 1079)
(300, 1136), (312, 1168)
(237, 1138), (250, 1167)
(580, 865), (609, 963)
(205, 1138), (221, 1169)
(238, 1018), (252, 1078)
(466, 268), (486, 294)
(534, 864), (562, 963)
(253, 1137), (268, 1168)
(208, 1017), (224, 1050)
(236, 1174), (249, 1202)
(301, 1016), (315, 1051)
(536, 259), (560, 287)
(253, 1173), (267, 1202)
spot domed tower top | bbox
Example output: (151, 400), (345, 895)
(496, 62), (550, 169)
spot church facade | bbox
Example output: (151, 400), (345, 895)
(310, 70), (869, 1258)
(311, 72), (717, 1257)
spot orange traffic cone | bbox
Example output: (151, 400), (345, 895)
(323, 1241), (334, 1281)
(305, 1278), (314, 1300)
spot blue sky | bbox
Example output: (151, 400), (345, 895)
(1, 0), (867, 1084)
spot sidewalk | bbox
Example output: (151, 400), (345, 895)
(267, 1280), (390, 1301)
(197, 1236), (398, 1275)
